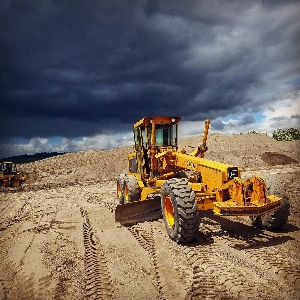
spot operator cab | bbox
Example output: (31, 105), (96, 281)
(0, 162), (17, 175)
(133, 116), (180, 149)
(132, 116), (180, 174)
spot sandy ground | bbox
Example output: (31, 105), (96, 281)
(1, 133), (299, 299)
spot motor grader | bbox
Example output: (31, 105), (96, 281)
(0, 162), (27, 187)
(115, 117), (290, 243)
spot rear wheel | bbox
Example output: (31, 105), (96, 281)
(161, 178), (200, 243)
(123, 175), (140, 203)
(250, 174), (290, 230)
(117, 174), (126, 204)
(11, 178), (21, 187)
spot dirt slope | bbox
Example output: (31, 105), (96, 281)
(1, 133), (299, 299)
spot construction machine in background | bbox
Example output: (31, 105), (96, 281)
(0, 162), (27, 187)
(115, 117), (290, 243)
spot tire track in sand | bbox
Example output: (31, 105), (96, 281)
(180, 238), (290, 300)
(128, 224), (165, 300)
(80, 208), (114, 299)
(152, 216), (297, 300)
(0, 208), (57, 300)
(179, 216), (298, 300)
(201, 217), (300, 297)
(152, 219), (232, 300)
(0, 258), (35, 300)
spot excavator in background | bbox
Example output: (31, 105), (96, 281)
(0, 162), (27, 187)
(115, 117), (290, 243)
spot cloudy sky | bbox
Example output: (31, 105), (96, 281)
(1, 0), (300, 157)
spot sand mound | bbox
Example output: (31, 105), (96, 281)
(18, 133), (299, 187)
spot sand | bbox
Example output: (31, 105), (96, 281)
(1, 133), (299, 299)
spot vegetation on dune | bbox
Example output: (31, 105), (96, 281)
(272, 128), (300, 141)
(246, 128), (300, 141)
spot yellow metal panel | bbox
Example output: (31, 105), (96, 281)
(154, 180), (165, 187)
(128, 152), (135, 159)
(137, 180), (145, 188)
(188, 182), (204, 192)
(174, 153), (234, 171)
(140, 187), (161, 200)
(173, 152), (242, 192)
(195, 196), (215, 210)
(213, 197), (281, 216)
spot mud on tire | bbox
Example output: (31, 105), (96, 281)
(250, 174), (290, 230)
(161, 178), (200, 243)
(123, 174), (140, 203)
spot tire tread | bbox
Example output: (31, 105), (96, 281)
(161, 178), (200, 243)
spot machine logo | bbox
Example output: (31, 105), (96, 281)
(186, 161), (195, 169)
(227, 167), (239, 179)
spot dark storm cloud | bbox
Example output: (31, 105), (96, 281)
(211, 119), (225, 130)
(239, 115), (256, 126)
(291, 114), (300, 119)
(1, 0), (300, 143)
(270, 116), (288, 122)
(269, 114), (300, 129)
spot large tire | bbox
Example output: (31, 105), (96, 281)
(123, 175), (140, 203)
(11, 178), (21, 187)
(250, 174), (290, 230)
(161, 178), (200, 243)
(117, 174), (126, 204)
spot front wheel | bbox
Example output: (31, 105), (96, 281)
(161, 178), (200, 243)
(123, 175), (140, 203)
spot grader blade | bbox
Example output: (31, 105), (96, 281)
(115, 198), (162, 226)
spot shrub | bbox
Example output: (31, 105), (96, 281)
(272, 128), (300, 141)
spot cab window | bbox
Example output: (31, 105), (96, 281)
(155, 123), (177, 147)
(134, 129), (142, 151)
(12, 164), (17, 173)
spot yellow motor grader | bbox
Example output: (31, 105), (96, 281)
(115, 117), (290, 243)
(0, 162), (27, 187)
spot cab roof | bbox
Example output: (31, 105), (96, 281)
(133, 116), (181, 129)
